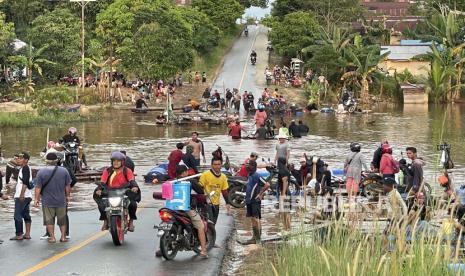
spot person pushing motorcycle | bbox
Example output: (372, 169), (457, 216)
(155, 165), (208, 258)
(94, 152), (140, 231)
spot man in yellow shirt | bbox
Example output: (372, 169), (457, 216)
(199, 156), (230, 224)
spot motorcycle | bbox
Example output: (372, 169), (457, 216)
(251, 56), (257, 65)
(341, 89), (358, 113)
(243, 98), (255, 114)
(265, 73), (272, 86)
(154, 192), (216, 260)
(244, 29), (249, 37)
(227, 161), (298, 209)
(102, 186), (131, 246)
(207, 97), (225, 109)
(64, 142), (81, 174)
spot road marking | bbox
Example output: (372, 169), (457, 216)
(238, 25), (260, 92)
(16, 205), (147, 276)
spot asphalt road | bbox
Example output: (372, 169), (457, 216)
(0, 198), (234, 276)
(211, 24), (268, 108)
(0, 25), (268, 275)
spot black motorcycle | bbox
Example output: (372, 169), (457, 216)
(102, 187), (131, 246)
(228, 163), (298, 209)
(154, 193), (216, 260)
(64, 142), (81, 174)
(251, 56), (257, 65)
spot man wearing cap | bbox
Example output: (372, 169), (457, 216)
(10, 152), (33, 241)
(275, 134), (290, 163)
(34, 152), (72, 243)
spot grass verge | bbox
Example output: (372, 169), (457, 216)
(193, 27), (242, 80)
(0, 111), (100, 128)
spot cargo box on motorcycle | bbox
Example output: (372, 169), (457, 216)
(163, 181), (191, 211)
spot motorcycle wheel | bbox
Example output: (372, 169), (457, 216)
(228, 185), (246, 208)
(110, 215), (124, 246)
(160, 224), (179, 260)
(361, 179), (383, 200)
(348, 106), (356, 113)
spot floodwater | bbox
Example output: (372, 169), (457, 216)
(1, 104), (464, 273)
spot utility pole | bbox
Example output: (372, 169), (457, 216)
(70, 0), (96, 103)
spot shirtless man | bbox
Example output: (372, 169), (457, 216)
(185, 132), (206, 166)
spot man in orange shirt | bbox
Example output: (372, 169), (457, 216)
(94, 152), (140, 231)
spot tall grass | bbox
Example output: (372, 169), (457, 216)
(0, 112), (100, 128)
(264, 218), (460, 276)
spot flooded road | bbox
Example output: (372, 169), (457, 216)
(1, 103), (465, 274)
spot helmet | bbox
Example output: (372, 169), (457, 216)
(381, 144), (392, 154)
(438, 174), (449, 186)
(68, 127), (77, 135)
(110, 151), (126, 161)
(350, 142), (361, 152)
(47, 141), (56, 149)
(258, 104), (265, 110)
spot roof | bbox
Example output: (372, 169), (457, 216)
(13, 39), (27, 51)
(400, 40), (432, 46)
(381, 45), (431, 60)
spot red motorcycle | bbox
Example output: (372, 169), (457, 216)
(153, 193), (216, 260)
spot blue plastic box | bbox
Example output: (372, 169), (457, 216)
(164, 181), (191, 211)
(257, 169), (270, 179)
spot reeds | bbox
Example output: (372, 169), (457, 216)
(264, 213), (461, 275)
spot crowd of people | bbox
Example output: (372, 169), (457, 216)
(1, 123), (465, 260)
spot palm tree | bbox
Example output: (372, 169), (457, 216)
(421, 7), (465, 101)
(424, 58), (455, 103)
(341, 45), (390, 104)
(8, 43), (55, 99)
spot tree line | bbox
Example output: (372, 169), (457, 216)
(264, 0), (465, 103)
(0, 0), (248, 93)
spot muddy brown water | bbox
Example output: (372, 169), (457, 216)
(1, 105), (464, 273)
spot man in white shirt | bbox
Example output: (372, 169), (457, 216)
(10, 152), (33, 241)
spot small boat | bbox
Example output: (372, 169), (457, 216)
(131, 108), (148, 113)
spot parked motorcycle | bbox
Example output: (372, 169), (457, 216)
(155, 192), (216, 260)
(341, 89), (358, 113)
(102, 186), (131, 246)
(64, 142), (81, 174)
(227, 161), (298, 209)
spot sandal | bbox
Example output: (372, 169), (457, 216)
(9, 236), (23, 241)
(128, 224), (135, 232)
(23, 235), (31, 240)
(60, 238), (69, 243)
(199, 252), (209, 259)
(48, 238), (57, 243)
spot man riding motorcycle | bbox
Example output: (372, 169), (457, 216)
(155, 165), (208, 258)
(94, 152), (140, 231)
(60, 127), (88, 168)
(250, 50), (257, 64)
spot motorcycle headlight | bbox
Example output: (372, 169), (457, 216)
(108, 197), (122, 207)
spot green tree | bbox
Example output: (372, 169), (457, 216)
(0, 11), (15, 79)
(0, 0), (48, 39)
(341, 45), (389, 104)
(178, 7), (220, 55)
(268, 11), (320, 57)
(8, 44), (55, 98)
(237, 0), (268, 8)
(192, 0), (243, 32)
(28, 7), (80, 80)
(271, 0), (365, 29)
(424, 58), (455, 103)
(96, 0), (194, 80)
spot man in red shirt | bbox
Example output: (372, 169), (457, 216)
(167, 143), (184, 179)
(94, 152), (140, 231)
(228, 119), (245, 139)
(237, 152), (263, 177)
